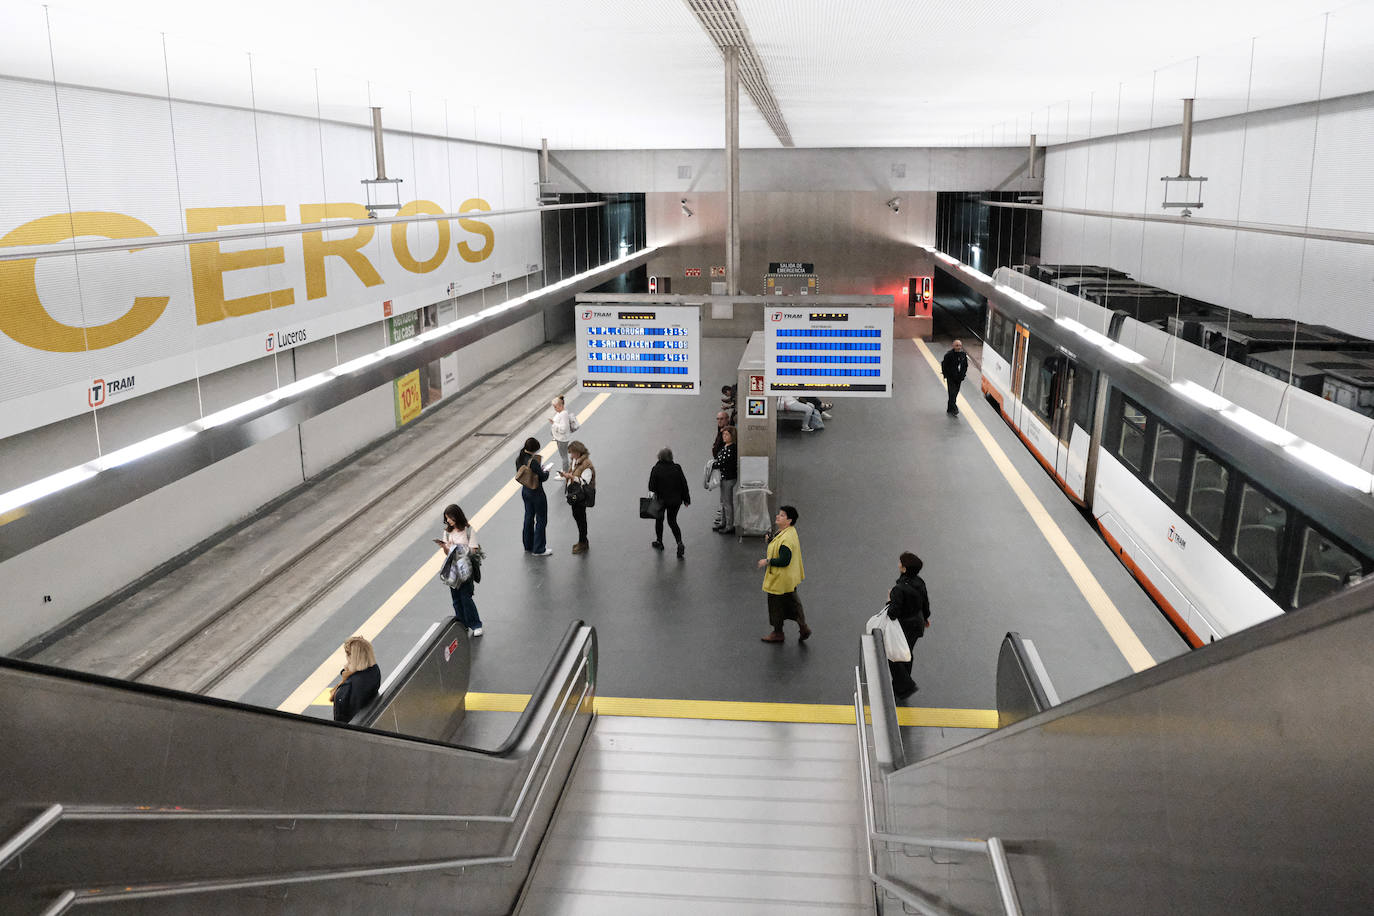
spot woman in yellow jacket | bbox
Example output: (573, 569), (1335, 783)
(757, 505), (811, 643)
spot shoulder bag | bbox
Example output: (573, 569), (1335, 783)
(864, 605), (912, 663)
(515, 459), (538, 490)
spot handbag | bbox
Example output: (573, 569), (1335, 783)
(639, 495), (663, 519)
(439, 544), (473, 587)
(515, 461), (538, 490)
(864, 605), (912, 663)
(566, 479), (586, 506)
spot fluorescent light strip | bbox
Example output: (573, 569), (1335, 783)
(1054, 317), (1146, 364)
(1172, 380), (1231, 411)
(195, 393), (280, 429)
(92, 427), (197, 471)
(1222, 406), (1296, 446)
(958, 264), (992, 283)
(0, 466), (98, 516)
(1284, 442), (1374, 492)
(0, 248), (657, 518)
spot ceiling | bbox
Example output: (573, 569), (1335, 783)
(11, 0), (1374, 149)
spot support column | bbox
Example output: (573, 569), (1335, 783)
(724, 47), (741, 295)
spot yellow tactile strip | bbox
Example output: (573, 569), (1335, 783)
(913, 339), (1155, 673)
(336, 691), (999, 729)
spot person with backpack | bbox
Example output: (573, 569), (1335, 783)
(886, 551), (932, 698)
(647, 446), (691, 558)
(434, 504), (483, 635)
(557, 441), (595, 554)
(515, 437), (554, 557)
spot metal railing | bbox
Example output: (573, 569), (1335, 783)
(853, 664), (1024, 916)
(3, 633), (593, 913)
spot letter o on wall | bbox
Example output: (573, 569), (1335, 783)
(391, 200), (450, 274)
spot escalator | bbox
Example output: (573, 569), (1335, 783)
(855, 578), (1374, 914)
(0, 621), (596, 914)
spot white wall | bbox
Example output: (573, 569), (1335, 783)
(0, 302), (552, 652)
(549, 147), (1037, 195)
(1041, 91), (1374, 339)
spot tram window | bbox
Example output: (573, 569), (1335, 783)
(1072, 368), (1095, 433)
(1294, 528), (1365, 608)
(1186, 450), (1229, 539)
(987, 310), (1015, 361)
(1150, 426), (1183, 501)
(1024, 338), (1060, 423)
(1117, 401), (1148, 471)
(1233, 483), (1287, 589)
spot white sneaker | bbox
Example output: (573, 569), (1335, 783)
(821, 411), (833, 419)
(800, 426), (815, 432)
(472, 627), (484, 636)
(536, 549), (553, 557)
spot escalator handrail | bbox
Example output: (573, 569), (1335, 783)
(478, 617), (590, 759)
(28, 652), (590, 830)
(853, 661), (1024, 916)
(37, 657), (594, 914)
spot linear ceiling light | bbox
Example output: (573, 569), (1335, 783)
(685, 0), (794, 148)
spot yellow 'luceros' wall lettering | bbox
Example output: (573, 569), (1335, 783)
(0, 198), (500, 353)
(300, 203), (383, 300)
(391, 200), (449, 274)
(457, 198), (495, 263)
(0, 212), (171, 354)
(186, 206), (296, 325)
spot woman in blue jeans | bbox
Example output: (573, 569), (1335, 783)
(516, 437), (553, 557)
(434, 504), (484, 635)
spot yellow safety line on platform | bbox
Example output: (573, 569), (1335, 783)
(913, 339), (1154, 672)
(280, 393), (612, 714)
(308, 689), (998, 729)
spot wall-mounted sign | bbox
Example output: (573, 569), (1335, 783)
(769, 262), (814, 275)
(685, 267), (702, 277)
(764, 305), (893, 397)
(577, 305), (700, 394)
(710, 266), (727, 277)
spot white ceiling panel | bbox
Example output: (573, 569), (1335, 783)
(11, 0), (1374, 149)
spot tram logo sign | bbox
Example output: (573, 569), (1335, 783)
(582, 310), (593, 320)
(1168, 525), (1187, 550)
(771, 311), (784, 321)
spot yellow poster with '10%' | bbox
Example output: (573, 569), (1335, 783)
(395, 370), (423, 426)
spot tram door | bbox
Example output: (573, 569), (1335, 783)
(1010, 324), (1031, 426)
(1051, 357), (1080, 483)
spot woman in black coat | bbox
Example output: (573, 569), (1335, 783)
(516, 437), (553, 556)
(886, 551), (931, 699)
(647, 447), (691, 558)
(331, 635), (381, 723)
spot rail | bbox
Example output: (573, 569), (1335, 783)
(1, 624), (595, 913)
(853, 660), (1024, 916)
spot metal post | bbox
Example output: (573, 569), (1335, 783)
(1027, 134), (1037, 180)
(540, 138), (550, 185)
(724, 47), (741, 296)
(371, 107), (387, 181)
(1178, 99), (1194, 179)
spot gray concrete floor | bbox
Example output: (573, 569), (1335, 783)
(227, 336), (1185, 716)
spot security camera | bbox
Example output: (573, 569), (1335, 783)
(886, 197), (901, 213)
(681, 199), (694, 218)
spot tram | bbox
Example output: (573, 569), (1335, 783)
(977, 274), (1374, 646)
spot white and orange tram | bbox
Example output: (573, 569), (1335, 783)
(976, 276), (1374, 646)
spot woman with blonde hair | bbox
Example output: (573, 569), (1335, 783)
(558, 440), (595, 554)
(330, 635), (380, 723)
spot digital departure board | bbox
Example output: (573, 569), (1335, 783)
(764, 306), (893, 396)
(576, 305), (701, 393)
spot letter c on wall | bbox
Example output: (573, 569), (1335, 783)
(0, 212), (170, 353)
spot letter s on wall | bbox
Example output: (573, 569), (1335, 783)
(456, 198), (495, 264)
(0, 212), (170, 353)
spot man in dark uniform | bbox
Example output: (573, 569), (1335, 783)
(941, 339), (968, 416)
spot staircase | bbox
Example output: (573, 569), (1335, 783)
(521, 715), (873, 914)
